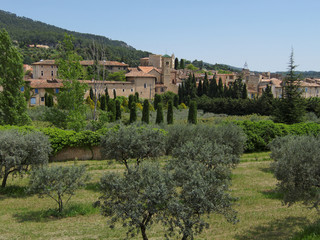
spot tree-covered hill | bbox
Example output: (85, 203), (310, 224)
(0, 10), (150, 66)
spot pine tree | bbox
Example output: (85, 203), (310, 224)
(0, 29), (30, 125)
(155, 103), (164, 124)
(273, 49), (305, 124)
(188, 101), (197, 124)
(167, 100), (174, 124)
(129, 102), (137, 123)
(115, 100), (121, 120)
(174, 57), (179, 70)
(141, 99), (149, 124)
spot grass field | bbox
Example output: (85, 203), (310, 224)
(0, 153), (318, 240)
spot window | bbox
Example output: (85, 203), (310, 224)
(144, 83), (147, 88)
(122, 89), (125, 92)
(51, 66), (53, 68)
(161, 88), (165, 92)
(131, 88), (134, 92)
(41, 97), (45, 102)
(305, 87), (308, 93)
(41, 71), (43, 76)
(51, 71), (54, 76)
(35, 88), (38, 94)
(20, 86), (24, 92)
(30, 97), (36, 105)
(55, 88), (59, 94)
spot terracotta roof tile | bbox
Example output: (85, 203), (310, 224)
(125, 71), (156, 78)
(26, 79), (63, 88)
(32, 60), (56, 65)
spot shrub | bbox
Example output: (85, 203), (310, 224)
(270, 135), (320, 209)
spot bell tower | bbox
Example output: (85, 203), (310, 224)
(161, 54), (172, 85)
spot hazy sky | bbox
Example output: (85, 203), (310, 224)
(1, 0), (320, 72)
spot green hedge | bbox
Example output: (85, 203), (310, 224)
(236, 121), (320, 152)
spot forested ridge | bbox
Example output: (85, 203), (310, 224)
(0, 10), (150, 66)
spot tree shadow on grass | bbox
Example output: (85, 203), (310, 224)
(84, 182), (101, 192)
(0, 185), (30, 200)
(260, 188), (284, 200)
(13, 203), (99, 223)
(234, 217), (311, 240)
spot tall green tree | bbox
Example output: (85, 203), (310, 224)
(180, 59), (185, 69)
(115, 99), (121, 120)
(154, 94), (162, 110)
(107, 99), (116, 122)
(217, 77), (224, 98)
(156, 103), (164, 124)
(188, 101), (197, 124)
(209, 77), (217, 98)
(0, 29), (30, 125)
(174, 57), (179, 70)
(104, 87), (109, 103)
(202, 73), (209, 96)
(129, 102), (137, 123)
(167, 100), (174, 124)
(113, 89), (117, 99)
(197, 80), (203, 97)
(100, 95), (106, 110)
(273, 50), (305, 124)
(142, 99), (149, 124)
(173, 94), (179, 108)
(57, 34), (87, 131)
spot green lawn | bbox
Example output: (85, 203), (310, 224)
(0, 154), (318, 240)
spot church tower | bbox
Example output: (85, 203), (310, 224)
(161, 54), (172, 85)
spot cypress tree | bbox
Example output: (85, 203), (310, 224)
(44, 92), (48, 107)
(49, 95), (54, 107)
(105, 87), (109, 104)
(108, 100), (116, 122)
(128, 94), (135, 109)
(115, 100), (121, 120)
(167, 100), (174, 124)
(178, 84), (183, 104)
(174, 57), (179, 70)
(90, 87), (94, 100)
(129, 102), (137, 123)
(242, 83), (248, 99)
(141, 99), (149, 124)
(155, 103), (164, 124)
(173, 94), (179, 108)
(180, 59), (185, 69)
(154, 94), (162, 110)
(217, 78), (224, 98)
(197, 80), (203, 97)
(100, 95), (106, 110)
(135, 92), (139, 102)
(188, 101), (197, 124)
(203, 73), (209, 96)
(113, 89), (117, 99)
(209, 77), (217, 98)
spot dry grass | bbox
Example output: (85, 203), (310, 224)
(0, 154), (318, 240)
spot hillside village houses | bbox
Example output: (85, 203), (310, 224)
(15, 54), (320, 107)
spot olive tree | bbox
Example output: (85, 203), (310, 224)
(100, 125), (166, 170)
(270, 135), (320, 209)
(29, 165), (89, 213)
(0, 130), (51, 188)
(165, 137), (239, 239)
(99, 162), (173, 240)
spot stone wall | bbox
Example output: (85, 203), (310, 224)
(49, 146), (102, 162)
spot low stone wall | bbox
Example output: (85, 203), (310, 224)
(50, 146), (102, 162)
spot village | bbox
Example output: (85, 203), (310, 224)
(18, 53), (320, 107)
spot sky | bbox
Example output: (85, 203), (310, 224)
(1, 0), (320, 72)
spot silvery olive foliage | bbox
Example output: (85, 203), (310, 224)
(99, 162), (173, 240)
(0, 130), (51, 187)
(270, 135), (320, 209)
(29, 164), (90, 213)
(100, 125), (166, 170)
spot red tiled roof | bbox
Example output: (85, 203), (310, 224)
(80, 60), (129, 67)
(138, 66), (155, 73)
(32, 60), (56, 65)
(125, 71), (156, 78)
(26, 79), (63, 88)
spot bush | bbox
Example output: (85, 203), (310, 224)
(0, 130), (51, 187)
(270, 135), (320, 209)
